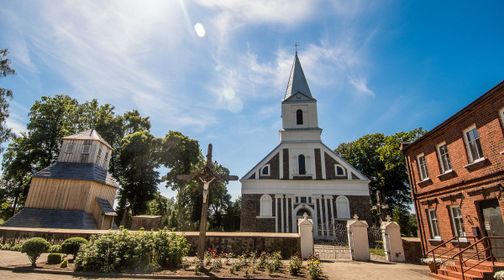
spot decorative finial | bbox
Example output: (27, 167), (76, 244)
(294, 42), (299, 55)
(353, 214), (359, 220)
(303, 212), (308, 220)
(385, 215), (392, 222)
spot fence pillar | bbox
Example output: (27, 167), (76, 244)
(381, 219), (405, 262)
(347, 216), (370, 261)
(298, 212), (313, 259)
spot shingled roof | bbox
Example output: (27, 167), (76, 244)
(63, 129), (112, 149)
(2, 208), (98, 229)
(33, 162), (119, 188)
(96, 197), (117, 216)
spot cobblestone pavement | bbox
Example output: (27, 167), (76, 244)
(322, 260), (433, 280)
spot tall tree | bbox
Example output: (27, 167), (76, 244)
(0, 49), (15, 150)
(116, 130), (160, 216)
(159, 131), (201, 230)
(335, 128), (427, 229)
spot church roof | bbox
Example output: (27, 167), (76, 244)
(63, 129), (112, 149)
(283, 53), (314, 101)
(33, 162), (119, 188)
(2, 208), (98, 229)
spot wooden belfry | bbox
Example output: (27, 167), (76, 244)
(177, 144), (238, 261)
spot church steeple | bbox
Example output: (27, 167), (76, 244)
(284, 52), (313, 100)
(280, 52), (321, 142)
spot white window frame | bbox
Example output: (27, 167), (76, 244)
(260, 164), (271, 176)
(417, 153), (429, 181)
(499, 107), (504, 128)
(449, 205), (466, 238)
(334, 164), (346, 176)
(463, 125), (484, 163)
(259, 194), (273, 217)
(427, 209), (441, 240)
(436, 142), (452, 174)
(336, 195), (351, 219)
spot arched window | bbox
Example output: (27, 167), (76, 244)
(298, 154), (306, 175)
(335, 164), (346, 176)
(296, 109), (303, 125)
(260, 164), (270, 176)
(260, 194), (273, 217)
(336, 196), (350, 219)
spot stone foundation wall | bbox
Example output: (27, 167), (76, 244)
(0, 227), (300, 258)
(240, 194), (276, 232)
(402, 237), (422, 263)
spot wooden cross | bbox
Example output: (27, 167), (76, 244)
(176, 144), (238, 262)
(370, 190), (389, 222)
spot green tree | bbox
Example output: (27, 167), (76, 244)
(336, 128), (427, 231)
(116, 130), (160, 216)
(222, 197), (241, 231)
(159, 131), (201, 230)
(0, 49), (15, 149)
(147, 192), (178, 228)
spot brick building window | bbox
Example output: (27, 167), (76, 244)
(499, 107), (504, 128)
(259, 194), (273, 217)
(449, 206), (466, 237)
(436, 142), (452, 173)
(463, 125), (484, 163)
(417, 154), (429, 181)
(427, 209), (441, 239)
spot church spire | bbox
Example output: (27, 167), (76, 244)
(284, 52), (312, 100)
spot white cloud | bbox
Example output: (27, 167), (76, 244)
(348, 75), (375, 97)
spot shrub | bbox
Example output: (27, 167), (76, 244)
(61, 237), (88, 260)
(266, 251), (283, 274)
(307, 256), (322, 280)
(47, 253), (64, 265)
(60, 259), (68, 268)
(288, 255), (302, 276)
(75, 229), (190, 273)
(49, 244), (62, 253)
(21, 237), (50, 267)
(11, 243), (22, 252)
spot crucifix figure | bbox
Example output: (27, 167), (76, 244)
(177, 144), (238, 262)
(370, 190), (389, 222)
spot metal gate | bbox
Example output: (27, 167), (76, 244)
(314, 221), (351, 260)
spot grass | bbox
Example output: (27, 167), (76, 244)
(369, 248), (385, 256)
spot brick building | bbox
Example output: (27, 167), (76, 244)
(240, 52), (371, 240)
(402, 81), (504, 255)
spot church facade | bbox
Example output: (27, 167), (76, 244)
(240, 53), (371, 240)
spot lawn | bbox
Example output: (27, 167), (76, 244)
(369, 248), (385, 256)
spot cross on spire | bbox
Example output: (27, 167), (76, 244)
(294, 42), (299, 54)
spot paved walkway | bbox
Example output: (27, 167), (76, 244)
(322, 260), (433, 280)
(1, 250), (433, 279)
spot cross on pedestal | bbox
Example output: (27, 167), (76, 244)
(370, 190), (389, 222)
(177, 144), (238, 262)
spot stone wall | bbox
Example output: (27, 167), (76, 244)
(0, 227), (300, 258)
(402, 237), (422, 263)
(240, 194), (276, 232)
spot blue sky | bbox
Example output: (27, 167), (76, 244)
(0, 1), (503, 200)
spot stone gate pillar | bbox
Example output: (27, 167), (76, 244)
(298, 213), (313, 259)
(347, 216), (370, 261)
(381, 218), (405, 262)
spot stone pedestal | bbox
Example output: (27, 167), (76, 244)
(381, 220), (405, 262)
(298, 213), (313, 259)
(347, 218), (370, 261)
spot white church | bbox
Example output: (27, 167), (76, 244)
(240, 53), (371, 240)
